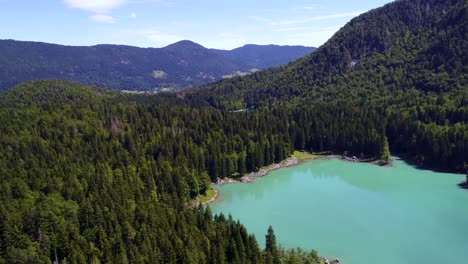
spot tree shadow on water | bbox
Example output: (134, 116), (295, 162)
(458, 181), (468, 190)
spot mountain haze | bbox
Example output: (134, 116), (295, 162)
(212, 44), (316, 69)
(0, 39), (314, 93)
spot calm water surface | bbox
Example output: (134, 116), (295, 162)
(211, 158), (468, 264)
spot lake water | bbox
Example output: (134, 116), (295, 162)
(210, 158), (468, 264)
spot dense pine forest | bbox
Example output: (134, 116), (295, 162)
(0, 80), (323, 263)
(0, 39), (313, 93)
(190, 0), (467, 171)
(0, 0), (467, 263)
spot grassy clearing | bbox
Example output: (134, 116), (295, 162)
(197, 188), (217, 204)
(152, 70), (167, 79)
(292, 151), (321, 162)
(222, 71), (251, 79)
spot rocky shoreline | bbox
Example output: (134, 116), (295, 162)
(216, 154), (342, 187)
(214, 153), (391, 188)
(216, 157), (300, 186)
(209, 152), (391, 263)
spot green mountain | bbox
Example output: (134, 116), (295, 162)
(190, 0), (467, 171)
(0, 39), (314, 93)
(0, 0), (466, 263)
(0, 80), (321, 263)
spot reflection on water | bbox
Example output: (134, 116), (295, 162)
(211, 158), (468, 264)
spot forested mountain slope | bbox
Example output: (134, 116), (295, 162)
(0, 39), (314, 93)
(0, 0), (466, 263)
(0, 39), (249, 93)
(190, 0), (468, 172)
(0, 80), (322, 263)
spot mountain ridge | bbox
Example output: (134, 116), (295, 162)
(0, 0), (466, 263)
(211, 44), (316, 69)
(189, 0), (467, 172)
(0, 39), (315, 93)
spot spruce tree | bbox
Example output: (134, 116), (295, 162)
(265, 226), (280, 264)
(381, 135), (391, 164)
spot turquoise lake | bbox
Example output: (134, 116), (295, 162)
(210, 158), (468, 264)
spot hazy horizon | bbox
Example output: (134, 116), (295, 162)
(0, 0), (392, 49)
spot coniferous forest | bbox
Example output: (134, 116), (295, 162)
(0, 0), (467, 263)
(0, 80), (325, 263)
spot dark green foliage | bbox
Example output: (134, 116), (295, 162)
(189, 0), (467, 172)
(0, 80), (319, 263)
(0, 0), (466, 262)
(0, 39), (250, 92)
(0, 40), (314, 93)
(265, 226), (280, 264)
(380, 135), (391, 164)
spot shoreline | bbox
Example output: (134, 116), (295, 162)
(202, 189), (219, 205)
(209, 152), (339, 204)
(207, 152), (392, 205)
(205, 152), (389, 263)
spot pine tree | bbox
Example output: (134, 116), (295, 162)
(380, 135), (391, 164)
(265, 226), (280, 264)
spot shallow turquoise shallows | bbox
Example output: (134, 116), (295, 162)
(210, 158), (468, 264)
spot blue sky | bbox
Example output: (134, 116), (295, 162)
(0, 0), (392, 49)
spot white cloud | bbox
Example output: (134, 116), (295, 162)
(128, 0), (163, 3)
(252, 11), (363, 26)
(281, 28), (340, 47)
(90, 14), (116, 24)
(303, 5), (319, 10)
(64, 0), (126, 13)
(130, 12), (137, 18)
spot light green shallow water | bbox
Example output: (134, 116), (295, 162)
(211, 158), (468, 264)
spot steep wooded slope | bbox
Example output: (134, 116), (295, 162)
(189, 0), (467, 171)
(0, 80), (322, 263)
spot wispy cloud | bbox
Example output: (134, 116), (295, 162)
(130, 12), (137, 18)
(275, 26), (320, 32)
(64, 0), (127, 23)
(303, 5), (320, 10)
(64, 0), (126, 13)
(90, 14), (116, 24)
(252, 11), (363, 26)
(275, 28), (339, 47)
(128, 0), (164, 3)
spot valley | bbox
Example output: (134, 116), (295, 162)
(0, 0), (466, 263)
(0, 39), (314, 93)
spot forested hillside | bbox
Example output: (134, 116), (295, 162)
(0, 40), (314, 93)
(0, 80), (323, 263)
(0, 0), (466, 263)
(0, 39), (249, 93)
(190, 0), (468, 172)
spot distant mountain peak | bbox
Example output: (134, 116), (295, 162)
(211, 44), (316, 69)
(164, 40), (206, 50)
(0, 39), (315, 92)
